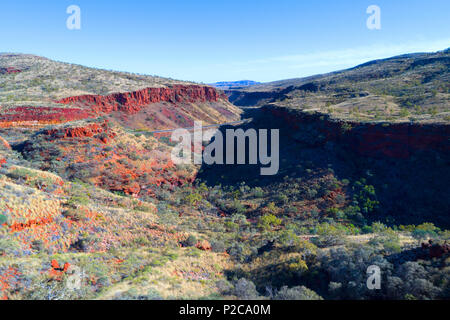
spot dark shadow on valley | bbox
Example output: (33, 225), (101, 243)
(196, 107), (450, 228)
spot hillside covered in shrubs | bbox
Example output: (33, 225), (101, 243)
(0, 52), (449, 300)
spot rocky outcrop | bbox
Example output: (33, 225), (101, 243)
(421, 240), (450, 259)
(10, 216), (53, 233)
(265, 106), (450, 159)
(387, 240), (450, 263)
(56, 85), (228, 114)
(0, 67), (21, 74)
(43, 121), (115, 142)
(49, 260), (71, 279)
(196, 240), (212, 251)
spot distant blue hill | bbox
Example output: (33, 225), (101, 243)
(210, 80), (261, 89)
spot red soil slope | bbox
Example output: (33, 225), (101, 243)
(0, 106), (92, 128)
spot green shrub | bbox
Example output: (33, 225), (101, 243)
(411, 223), (440, 242)
(352, 181), (379, 214)
(313, 223), (346, 247)
(185, 192), (202, 206)
(258, 214), (282, 231)
(251, 187), (265, 198)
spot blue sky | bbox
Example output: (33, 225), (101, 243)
(0, 0), (449, 83)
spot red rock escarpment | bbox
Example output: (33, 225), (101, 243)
(55, 85), (228, 114)
(266, 106), (450, 159)
(44, 121), (116, 142)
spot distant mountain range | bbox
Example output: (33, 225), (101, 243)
(210, 80), (261, 90)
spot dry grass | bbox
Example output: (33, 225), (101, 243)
(98, 247), (232, 300)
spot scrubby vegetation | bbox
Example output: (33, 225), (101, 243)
(228, 49), (450, 123)
(0, 51), (448, 300)
(1, 114), (449, 300)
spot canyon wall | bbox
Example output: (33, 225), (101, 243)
(56, 85), (228, 114)
(0, 85), (232, 129)
(265, 106), (450, 159)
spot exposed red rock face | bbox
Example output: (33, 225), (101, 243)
(0, 67), (21, 74)
(430, 245), (450, 258)
(266, 107), (450, 159)
(44, 120), (115, 141)
(348, 123), (450, 158)
(120, 182), (141, 196)
(0, 106), (92, 126)
(55, 85), (227, 114)
(10, 216), (54, 233)
(196, 240), (212, 251)
(49, 260), (71, 279)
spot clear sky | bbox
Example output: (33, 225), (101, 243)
(0, 0), (449, 83)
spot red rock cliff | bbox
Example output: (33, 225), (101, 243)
(265, 106), (450, 159)
(44, 121), (115, 142)
(55, 85), (227, 114)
